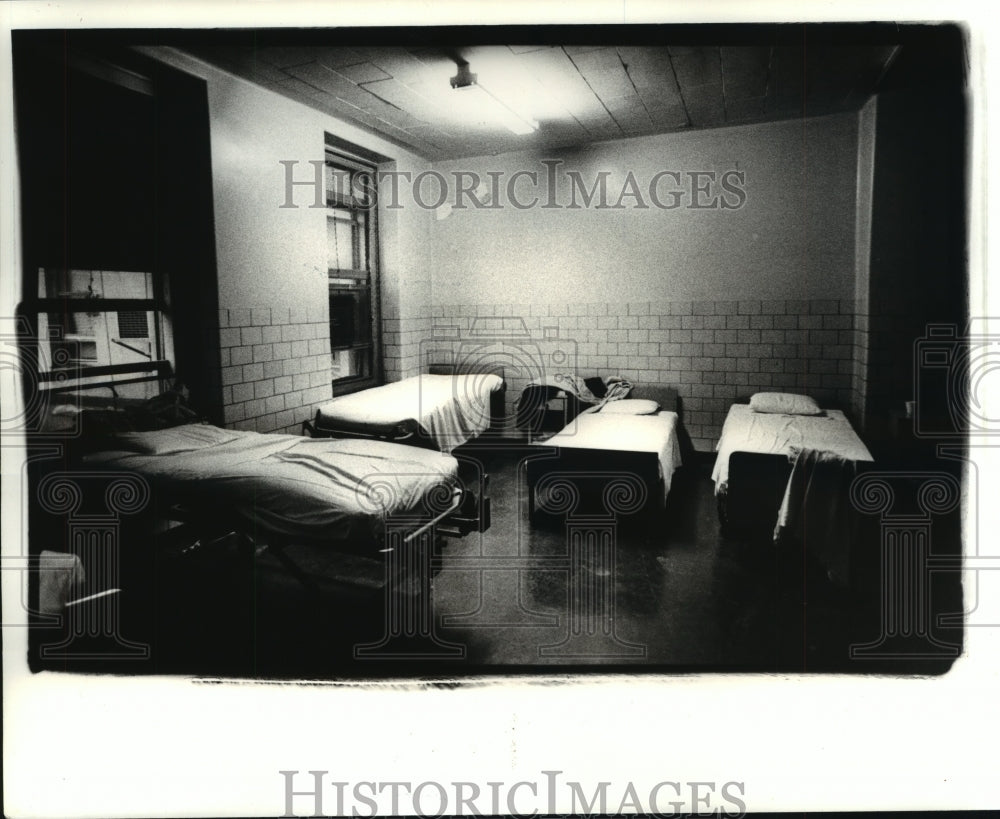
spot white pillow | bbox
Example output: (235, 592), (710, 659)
(114, 424), (240, 455)
(600, 398), (660, 416)
(749, 392), (823, 416)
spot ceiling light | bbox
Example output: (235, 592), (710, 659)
(450, 63), (539, 136)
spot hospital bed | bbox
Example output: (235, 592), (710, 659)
(304, 369), (505, 452)
(525, 385), (683, 520)
(82, 422), (489, 551)
(712, 394), (873, 545)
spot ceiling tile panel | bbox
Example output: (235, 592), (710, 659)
(361, 48), (443, 84)
(255, 46), (339, 69)
(334, 61), (392, 85)
(721, 47), (770, 81)
(284, 61), (371, 107)
(508, 45), (555, 54)
(721, 46), (770, 99)
(518, 50), (606, 120)
(626, 72), (682, 106)
(563, 44), (613, 55)
(307, 47), (366, 68)
(685, 88), (727, 127)
(648, 104), (690, 129)
(182, 40), (899, 160)
(725, 80), (771, 102)
(268, 76), (335, 104)
(726, 96), (766, 122)
(361, 77), (445, 123)
(670, 47), (723, 90)
(574, 108), (621, 131)
(636, 83), (684, 111)
(617, 47), (674, 81)
(569, 47), (623, 74)
(587, 72), (636, 99)
(188, 45), (292, 84)
(571, 50), (634, 99)
(356, 96), (424, 129)
(768, 46), (806, 96)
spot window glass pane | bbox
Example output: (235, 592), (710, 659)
(326, 213), (357, 273)
(326, 163), (375, 209)
(326, 148), (378, 389)
(329, 288), (372, 348)
(331, 346), (371, 381)
(328, 292), (357, 349)
(35, 266), (168, 394)
(355, 210), (368, 271)
(352, 170), (375, 210)
(325, 164), (353, 207)
(43, 310), (156, 371)
(38, 268), (153, 299)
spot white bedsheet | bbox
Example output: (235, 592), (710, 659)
(712, 404), (873, 493)
(315, 374), (503, 451)
(535, 411), (683, 500)
(84, 425), (460, 546)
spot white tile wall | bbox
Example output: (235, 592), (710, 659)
(217, 306), (332, 434)
(431, 299), (858, 450)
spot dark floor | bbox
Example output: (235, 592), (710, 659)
(30, 444), (963, 678)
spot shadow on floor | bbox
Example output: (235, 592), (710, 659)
(29, 446), (963, 678)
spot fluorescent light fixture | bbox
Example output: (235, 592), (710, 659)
(450, 64), (539, 135)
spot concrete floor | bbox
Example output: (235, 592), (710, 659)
(32, 444), (962, 678)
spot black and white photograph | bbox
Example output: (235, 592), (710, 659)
(1, 1), (997, 816)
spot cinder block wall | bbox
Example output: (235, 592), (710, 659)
(433, 298), (856, 451)
(216, 306), (332, 434)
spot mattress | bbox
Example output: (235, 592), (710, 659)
(535, 410), (683, 500)
(83, 424), (460, 547)
(314, 373), (503, 452)
(711, 404), (873, 493)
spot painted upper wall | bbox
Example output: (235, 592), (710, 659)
(136, 47), (433, 320)
(428, 111), (861, 305)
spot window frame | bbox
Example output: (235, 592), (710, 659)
(31, 269), (174, 399)
(16, 47), (177, 404)
(325, 146), (383, 396)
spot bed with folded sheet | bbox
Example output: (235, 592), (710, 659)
(712, 393), (874, 557)
(82, 422), (481, 550)
(525, 385), (683, 519)
(306, 371), (505, 452)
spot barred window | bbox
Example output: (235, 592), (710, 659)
(117, 310), (149, 339)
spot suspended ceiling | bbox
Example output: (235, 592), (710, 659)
(177, 36), (905, 159)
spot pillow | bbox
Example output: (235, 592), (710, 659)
(113, 423), (239, 456)
(600, 398), (661, 416)
(749, 392), (823, 416)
